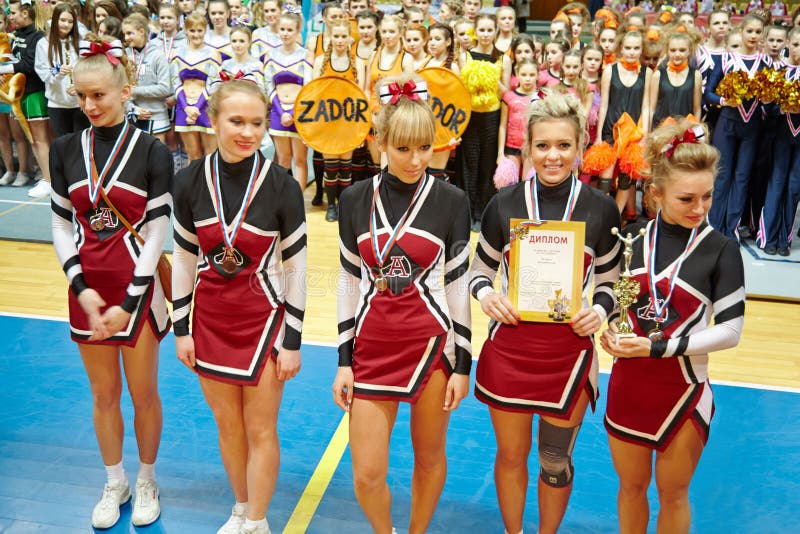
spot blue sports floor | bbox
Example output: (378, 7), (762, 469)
(0, 314), (799, 533)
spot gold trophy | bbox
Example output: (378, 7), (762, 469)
(611, 227), (646, 342)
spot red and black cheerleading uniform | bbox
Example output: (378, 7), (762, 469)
(172, 153), (307, 386)
(469, 177), (621, 417)
(337, 171), (472, 402)
(605, 219), (745, 450)
(51, 122), (173, 345)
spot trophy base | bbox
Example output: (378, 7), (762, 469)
(614, 331), (637, 343)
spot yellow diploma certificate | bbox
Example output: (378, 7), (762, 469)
(508, 219), (586, 322)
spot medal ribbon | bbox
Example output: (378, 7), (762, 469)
(530, 174), (578, 222)
(132, 44), (147, 80)
(162, 35), (174, 59)
(86, 123), (131, 208)
(211, 152), (260, 251)
(369, 173), (428, 270)
(646, 213), (700, 324)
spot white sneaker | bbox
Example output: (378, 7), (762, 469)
(11, 172), (31, 187)
(217, 503), (247, 534)
(239, 521), (271, 534)
(131, 479), (160, 526)
(27, 179), (51, 198)
(91, 481), (131, 529)
(0, 171), (14, 185)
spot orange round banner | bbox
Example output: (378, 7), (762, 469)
(418, 67), (472, 150)
(294, 76), (371, 154)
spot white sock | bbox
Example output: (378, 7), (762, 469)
(234, 501), (248, 514)
(243, 518), (268, 530)
(105, 461), (127, 487)
(504, 530), (523, 534)
(137, 462), (156, 483)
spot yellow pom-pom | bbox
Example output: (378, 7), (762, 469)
(717, 70), (752, 106)
(461, 60), (501, 110)
(583, 142), (616, 175)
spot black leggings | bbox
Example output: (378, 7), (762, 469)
(459, 109), (500, 221)
(48, 107), (89, 138)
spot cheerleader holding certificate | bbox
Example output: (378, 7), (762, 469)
(333, 74), (472, 534)
(172, 80), (306, 534)
(601, 119), (744, 534)
(469, 92), (621, 534)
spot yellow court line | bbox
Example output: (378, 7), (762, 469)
(282, 413), (350, 534)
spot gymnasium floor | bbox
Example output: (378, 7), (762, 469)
(1, 182), (799, 533)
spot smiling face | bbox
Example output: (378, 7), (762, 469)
(651, 169), (714, 229)
(186, 23), (206, 46)
(211, 91), (267, 163)
(58, 10), (75, 39)
(263, 0), (280, 26)
(529, 119), (580, 186)
(208, 2), (229, 29)
(75, 67), (131, 127)
(357, 17), (377, 43)
(382, 140), (433, 183)
(123, 23), (147, 49)
(667, 37), (690, 67)
(427, 28), (450, 58)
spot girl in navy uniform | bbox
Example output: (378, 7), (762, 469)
(705, 14), (771, 241)
(601, 119), (744, 534)
(172, 79), (306, 534)
(697, 9), (731, 131)
(469, 92), (621, 534)
(333, 74), (472, 534)
(759, 27), (800, 256)
(50, 34), (172, 529)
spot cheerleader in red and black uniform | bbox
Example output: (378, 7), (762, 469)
(601, 119), (744, 533)
(172, 80), (306, 534)
(50, 35), (172, 529)
(333, 74), (472, 534)
(469, 92), (621, 534)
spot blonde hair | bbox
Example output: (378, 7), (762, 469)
(645, 119), (719, 192)
(523, 91), (586, 159)
(207, 79), (268, 119)
(373, 74), (436, 148)
(73, 33), (135, 86)
(184, 12), (207, 30)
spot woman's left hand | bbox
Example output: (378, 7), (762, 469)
(570, 307), (602, 337)
(99, 306), (132, 338)
(444, 373), (469, 412)
(599, 329), (651, 358)
(276, 348), (301, 381)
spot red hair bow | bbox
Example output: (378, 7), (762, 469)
(379, 79), (428, 105)
(219, 70), (245, 82)
(662, 125), (705, 159)
(78, 39), (123, 67)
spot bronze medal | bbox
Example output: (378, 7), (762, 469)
(90, 211), (105, 231)
(221, 248), (238, 274)
(647, 325), (666, 342)
(375, 274), (388, 292)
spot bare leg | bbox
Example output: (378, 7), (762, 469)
(199, 376), (248, 504)
(10, 119), (31, 173)
(654, 421), (704, 534)
(289, 137), (308, 190)
(180, 131), (202, 161)
(349, 396), (399, 534)
(273, 137), (292, 169)
(408, 370), (450, 534)
(608, 434), (653, 534)
(241, 359), (284, 520)
(120, 323), (162, 464)
(489, 407), (534, 534)
(537, 390), (590, 534)
(29, 120), (53, 182)
(0, 114), (15, 172)
(201, 133), (217, 156)
(79, 343), (124, 466)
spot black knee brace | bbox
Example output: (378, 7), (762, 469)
(538, 420), (581, 488)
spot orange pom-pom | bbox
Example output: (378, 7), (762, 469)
(618, 143), (646, 180)
(582, 142), (615, 175)
(716, 70), (751, 106)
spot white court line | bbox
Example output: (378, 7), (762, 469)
(1, 311), (798, 394)
(0, 199), (48, 206)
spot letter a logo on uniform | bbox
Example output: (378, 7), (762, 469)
(385, 255), (412, 278)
